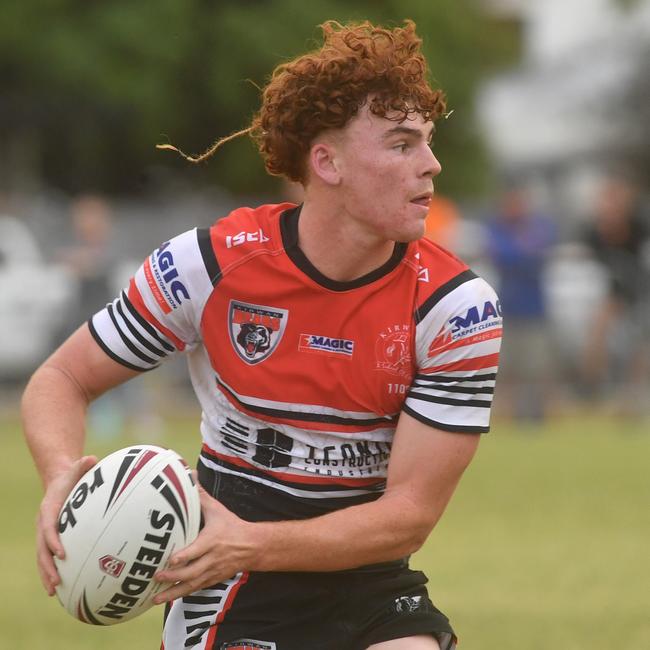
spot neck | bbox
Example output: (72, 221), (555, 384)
(297, 199), (396, 282)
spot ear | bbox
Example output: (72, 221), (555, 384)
(308, 141), (341, 186)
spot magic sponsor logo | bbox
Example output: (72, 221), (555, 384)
(144, 241), (190, 314)
(299, 334), (354, 358)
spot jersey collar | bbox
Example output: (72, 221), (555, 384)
(280, 205), (408, 292)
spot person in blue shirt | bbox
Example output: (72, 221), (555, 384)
(486, 184), (557, 423)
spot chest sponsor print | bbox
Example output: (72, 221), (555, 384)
(229, 300), (288, 365)
(298, 333), (354, 358)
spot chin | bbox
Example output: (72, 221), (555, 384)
(393, 221), (426, 243)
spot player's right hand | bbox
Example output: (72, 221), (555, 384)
(36, 455), (97, 596)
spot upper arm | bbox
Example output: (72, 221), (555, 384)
(380, 271), (500, 538)
(44, 324), (142, 401)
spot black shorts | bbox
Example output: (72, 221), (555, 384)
(163, 564), (456, 650)
(160, 459), (457, 649)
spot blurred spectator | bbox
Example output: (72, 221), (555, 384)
(485, 184), (558, 423)
(54, 194), (123, 437)
(56, 194), (115, 335)
(580, 174), (650, 416)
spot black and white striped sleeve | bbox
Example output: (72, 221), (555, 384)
(404, 271), (503, 433)
(89, 228), (220, 371)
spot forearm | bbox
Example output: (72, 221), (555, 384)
(248, 491), (438, 572)
(157, 421), (478, 601)
(22, 363), (91, 488)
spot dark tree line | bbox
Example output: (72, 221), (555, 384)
(0, 0), (519, 198)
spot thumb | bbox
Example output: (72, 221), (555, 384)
(77, 455), (98, 474)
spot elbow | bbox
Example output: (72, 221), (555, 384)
(402, 522), (433, 556)
(391, 511), (437, 558)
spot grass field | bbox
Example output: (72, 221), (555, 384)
(1, 407), (648, 649)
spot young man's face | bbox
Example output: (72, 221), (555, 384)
(334, 102), (441, 243)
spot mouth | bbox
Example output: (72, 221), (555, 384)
(410, 192), (433, 209)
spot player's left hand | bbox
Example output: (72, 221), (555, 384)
(152, 478), (256, 603)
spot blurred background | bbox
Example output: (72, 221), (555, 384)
(1, 0), (648, 648)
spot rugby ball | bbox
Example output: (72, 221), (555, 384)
(54, 445), (201, 625)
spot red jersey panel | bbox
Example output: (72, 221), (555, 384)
(90, 203), (502, 499)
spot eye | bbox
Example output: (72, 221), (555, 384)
(393, 142), (409, 153)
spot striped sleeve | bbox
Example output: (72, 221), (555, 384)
(404, 271), (502, 433)
(89, 228), (220, 371)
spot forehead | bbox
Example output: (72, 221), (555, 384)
(344, 102), (434, 140)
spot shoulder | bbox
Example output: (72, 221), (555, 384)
(205, 202), (296, 273)
(411, 238), (499, 330)
(211, 202), (294, 247)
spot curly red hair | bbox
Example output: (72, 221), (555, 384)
(251, 20), (446, 184)
(156, 20), (446, 181)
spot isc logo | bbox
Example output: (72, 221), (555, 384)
(226, 229), (270, 248)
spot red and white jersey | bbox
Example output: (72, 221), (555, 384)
(90, 203), (502, 500)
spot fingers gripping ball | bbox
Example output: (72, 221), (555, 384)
(54, 445), (200, 625)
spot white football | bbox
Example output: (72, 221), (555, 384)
(54, 444), (201, 625)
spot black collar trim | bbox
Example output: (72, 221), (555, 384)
(280, 205), (408, 292)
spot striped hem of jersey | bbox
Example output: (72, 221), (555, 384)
(196, 227), (222, 286)
(201, 445), (386, 491)
(200, 455), (385, 500)
(415, 268), (478, 324)
(87, 319), (156, 372)
(215, 375), (397, 429)
(402, 404), (490, 433)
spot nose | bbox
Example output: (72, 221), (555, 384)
(421, 144), (442, 178)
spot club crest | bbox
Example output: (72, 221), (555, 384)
(229, 300), (288, 364)
(375, 324), (412, 379)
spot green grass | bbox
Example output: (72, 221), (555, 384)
(2, 409), (648, 649)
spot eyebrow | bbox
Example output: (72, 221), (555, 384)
(382, 124), (436, 141)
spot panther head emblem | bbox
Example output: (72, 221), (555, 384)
(229, 301), (288, 365)
(236, 323), (272, 358)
